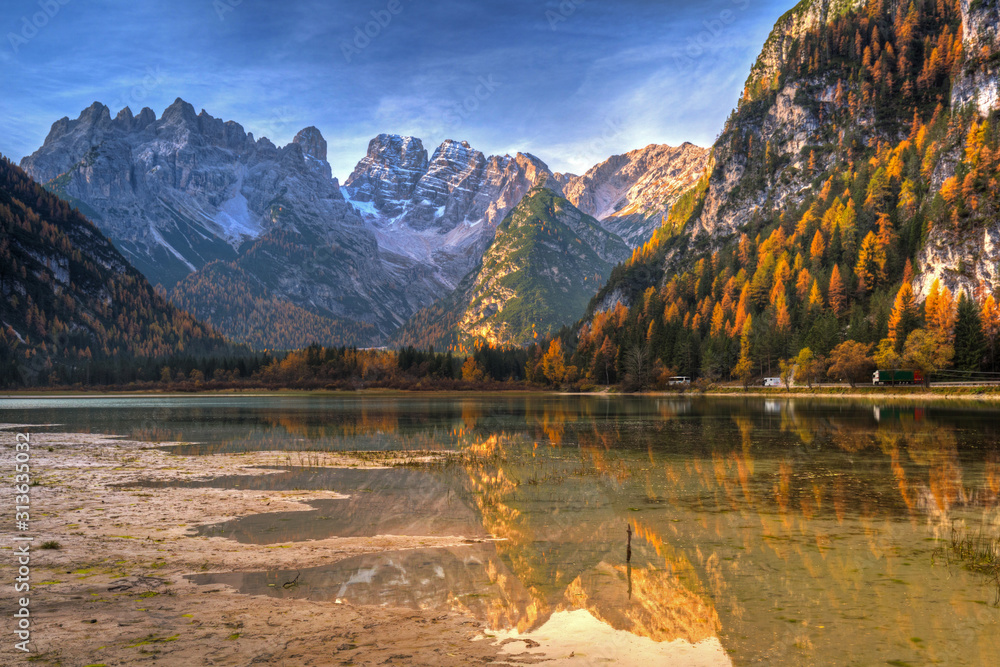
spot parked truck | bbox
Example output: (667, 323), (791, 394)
(872, 369), (924, 386)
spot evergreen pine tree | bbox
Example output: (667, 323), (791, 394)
(953, 293), (986, 372)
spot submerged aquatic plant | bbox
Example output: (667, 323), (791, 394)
(945, 525), (1000, 605)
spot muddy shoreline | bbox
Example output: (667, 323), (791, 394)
(0, 428), (521, 666)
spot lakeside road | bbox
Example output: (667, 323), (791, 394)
(8, 384), (1000, 403)
(694, 383), (1000, 401)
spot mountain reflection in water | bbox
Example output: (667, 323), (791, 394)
(7, 394), (999, 665)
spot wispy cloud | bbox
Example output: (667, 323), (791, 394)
(0, 0), (790, 178)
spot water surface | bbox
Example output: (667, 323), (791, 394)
(4, 394), (999, 665)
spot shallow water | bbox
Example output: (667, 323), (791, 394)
(4, 394), (999, 665)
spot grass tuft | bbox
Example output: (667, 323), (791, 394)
(945, 526), (1000, 605)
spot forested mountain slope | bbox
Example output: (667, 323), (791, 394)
(21, 103), (706, 350)
(566, 0), (1000, 384)
(393, 187), (630, 349)
(0, 157), (225, 385)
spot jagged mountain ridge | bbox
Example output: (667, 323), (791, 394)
(393, 186), (630, 349)
(558, 142), (709, 247)
(345, 135), (708, 273)
(347, 136), (707, 348)
(0, 157), (225, 384)
(343, 134), (708, 295)
(343, 134), (563, 291)
(20, 99), (356, 286)
(18, 100), (437, 346)
(21, 102), (707, 349)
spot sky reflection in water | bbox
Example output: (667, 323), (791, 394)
(4, 394), (999, 665)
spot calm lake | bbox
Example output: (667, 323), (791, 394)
(3, 393), (999, 665)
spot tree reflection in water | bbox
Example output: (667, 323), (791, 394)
(18, 394), (998, 665)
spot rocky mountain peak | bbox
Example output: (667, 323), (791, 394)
(511, 152), (553, 187)
(744, 0), (866, 104)
(430, 139), (480, 164)
(160, 97), (199, 127)
(79, 101), (112, 125)
(559, 142), (709, 247)
(344, 134), (429, 212)
(290, 126), (331, 179)
(368, 134), (427, 161)
(114, 106), (134, 125)
(293, 126), (328, 162)
(135, 107), (157, 129)
(25, 102), (119, 182)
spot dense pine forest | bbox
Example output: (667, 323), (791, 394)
(0, 157), (228, 386)
(169, 260), (377, 351)
(1, 344), (530, 391)
(529, 0), (1000, 389)
(8, 0), (1000, 393)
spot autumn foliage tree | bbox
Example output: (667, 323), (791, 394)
(827, 341), (875, 387)
(828, 265), (847, 316)
(542, 338), (566, 384)
(902, 329), (954, 387)
(924, 279), (957, 345)
(887, 281), (919, 348)
(733, 316), (754, 389)
(795, 347), (821, 388)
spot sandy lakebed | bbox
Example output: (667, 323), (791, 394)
(0, 425), (541, 666)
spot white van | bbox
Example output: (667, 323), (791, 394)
(762, 377), (782, 387)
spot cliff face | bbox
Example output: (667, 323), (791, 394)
(679, 1), (879, 249)
(915, 0), (1000, 299)
(22, 105), (706, 349)
(951, 0), (1000, 116)
(743, 0), (868, 104)
(696, 0), (1000, 304)
(559, 143), (709, 247)
(693, 82), (826, 241)
(344, 136), (560, 291)
(686, 0), (972, 263)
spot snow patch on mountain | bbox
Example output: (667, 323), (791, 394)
(213, 191), (259, 243)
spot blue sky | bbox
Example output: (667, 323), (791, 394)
(0, 0), (790, 179)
